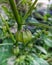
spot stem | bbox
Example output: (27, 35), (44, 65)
(9, 0), (22, 30)
(25, 22), (52, 30)
(24, 0), (38, 20)
(0, 15), (16, 43)
(0, 43), (13, 46)
(2, 6), (14, 19)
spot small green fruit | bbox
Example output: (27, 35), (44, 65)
(15, 30), (32, 44)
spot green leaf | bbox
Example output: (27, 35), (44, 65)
(44, 38), (52, 47)
(31, 53), (49, 65)
(3, 38), (14, 43)
(0, 45), (13, 65)
(27, 17), (39, 23)
(28, 55), (49, 65)
(35, 58), (49, 65)
(35, 45), (47, 54)
(26, 55), (40, 65)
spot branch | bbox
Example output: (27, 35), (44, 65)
(0, 15), (16, 43)
(23, 0), (38, 20)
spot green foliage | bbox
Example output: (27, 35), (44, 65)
(0, 45), (13, 65)
(0, 0), (52, 65)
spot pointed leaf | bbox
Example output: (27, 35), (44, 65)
(35, 45), (47, 54)
(44, 38), (52, 47)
